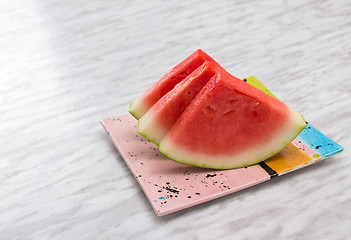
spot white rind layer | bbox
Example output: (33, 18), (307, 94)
(129, 97), (148, 120)
(138, 111), (167, 145)
(159, 108), (306, 169)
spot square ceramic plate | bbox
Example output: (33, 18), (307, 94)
(101, 114), (343, 216)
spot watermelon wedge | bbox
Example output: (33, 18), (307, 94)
(160, 72), (306, 169)
(159, 70), (306, 169)
(138, 61), (218, 145)
(129, 49), (218, 119)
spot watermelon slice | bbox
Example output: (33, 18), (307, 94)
(138, 61), (218, 145)
(159, 70), (306, 169)
(129, 49), (218, 119)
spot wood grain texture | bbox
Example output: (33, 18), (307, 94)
(0, 0), (350, 239)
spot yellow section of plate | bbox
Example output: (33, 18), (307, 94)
(244, 76), (277, 98)
(264, 143), (313, 174)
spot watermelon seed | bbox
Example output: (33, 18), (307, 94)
(224, 110), (236, 117)
(205, 105), (215, 112)
(179, 72), (187, 78)
(228, 99), (238, 104)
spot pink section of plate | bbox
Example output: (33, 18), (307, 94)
(101, 114), (270, 216)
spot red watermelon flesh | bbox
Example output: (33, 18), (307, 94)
(159, 69), (306, 169)
(138, 61), (218, 145)
(129, 49), (218, 119)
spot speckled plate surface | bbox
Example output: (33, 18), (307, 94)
(101, 114), (343, 216)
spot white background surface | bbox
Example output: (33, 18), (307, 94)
(1, 0), (350, 239)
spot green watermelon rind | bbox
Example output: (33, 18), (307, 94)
(137, 113), (162, 147)
(129, 98), (148, 120)
(128, 101), (138, 119)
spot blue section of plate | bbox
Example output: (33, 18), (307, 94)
(298, 123), (344, 157)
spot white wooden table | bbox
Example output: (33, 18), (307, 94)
(1, 0), (350, 239)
